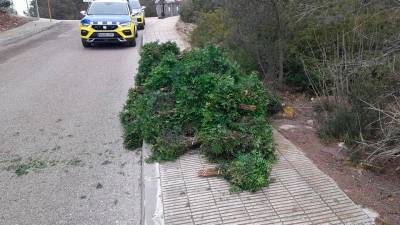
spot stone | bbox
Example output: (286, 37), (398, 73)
(279, 124), (297, 131)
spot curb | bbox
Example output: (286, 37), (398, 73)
(141, 142), (165, 225)
(0, 19), (61, 47)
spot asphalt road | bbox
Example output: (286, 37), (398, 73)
(0, 21), (142, 225)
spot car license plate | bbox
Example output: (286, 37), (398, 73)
(97, 33), (114, 38)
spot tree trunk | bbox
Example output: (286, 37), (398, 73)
(278, 41), (284, 84)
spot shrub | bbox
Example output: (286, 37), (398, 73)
(135, 42), (180, 86)
(179, 0), (195, 23)
(121, 42), (276, 191)
(179, 0), (223, 23)
(267, 94), (283, 115)
(317, 106), (360, 144)
(150, 131), (188, 162)
(120, 89), (143, 149)
(284, 55), (320, 92)
(223, 151), (274, 192)
(316, 64), (398, 145)
(0, 0), (12, 12)
(190, 9), (227, 47)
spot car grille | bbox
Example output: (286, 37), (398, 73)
(92, 25), (118, 30)
(89, 32), (122, 39)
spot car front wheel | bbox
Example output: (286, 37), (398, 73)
(81, 39), (91, 48)
(127, 39), (136, 47)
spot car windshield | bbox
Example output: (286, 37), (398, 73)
(88, 2), (129, 15)
(129, 0), (141, 9)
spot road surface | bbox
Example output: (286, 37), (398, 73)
(0, 21), (142, 225)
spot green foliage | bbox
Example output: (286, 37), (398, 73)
(316, 64), (398, 144)
(223, 151), (274, 192)
(14, 160), (47, 176)
(317, 106), (360, 144)
(179, 0), (195, 23)
(135, 42), (180, 86)
(185, 0), (400, 162)
(150, 131), (188, 162)
(179, 0), (223, 23)
(0, 0), (12, 12)
(267, 94), (283, 115)
(30, 0), (86, 19)
(190, 9), (227, 47)
(120, 89), (143, 149)
(121, 42), (276, 191)
(284, 55), (320, 91)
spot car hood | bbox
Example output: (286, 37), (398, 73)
(81, 15), (131, 25)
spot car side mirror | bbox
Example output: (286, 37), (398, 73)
(80, 11), (87, 16)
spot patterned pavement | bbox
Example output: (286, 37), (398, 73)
(158, 131), (374, 225)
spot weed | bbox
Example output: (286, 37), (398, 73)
(67, 158), (83, 166)
(14, 160), (47, 176)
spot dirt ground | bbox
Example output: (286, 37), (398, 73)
(272, 92), (400, 225)
(0, 13), (32, 32)
(176, 19), (196, 49)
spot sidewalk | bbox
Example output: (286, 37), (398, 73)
(0, 18), (60, 47)
(141, 17), (376, 225)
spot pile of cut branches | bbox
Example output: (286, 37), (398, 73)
(120, 42), (277, 191)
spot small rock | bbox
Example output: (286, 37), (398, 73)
(101, 160), (112, 165)
(306, 119), (314, 126)
(279, 124), (296, 131)
(338, 142), (348, 151)
(96, 183), (103, 189)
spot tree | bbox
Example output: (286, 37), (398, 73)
(0, 0), (13, 13)
(140, 0), (157, 17)
(29, 0), (87, 20)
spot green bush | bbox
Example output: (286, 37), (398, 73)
(150, 131), (188, 162)
(223, 151), (274, 192)
(179, 0), (223, 23)
(135, 42), (180, 86)
(179, 0), (195, 23)
(190, 9), (227, 47)
(284, 55), (320, 91)
(120, 89), (143, 149)
(121, 42), (276, 191)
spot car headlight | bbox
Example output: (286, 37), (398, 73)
(133, 11), (142, 16)
(80, 19), (91, 27)
(120, 22), (132, 27)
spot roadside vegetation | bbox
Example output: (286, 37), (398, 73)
(121, 42), (277, 191)
(0, 0), (32, 32)
(180, 0), (400, 165)
(26, 0), (157, 19)
(0, 0), (12, 13)
(27, 0), (86, 19)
